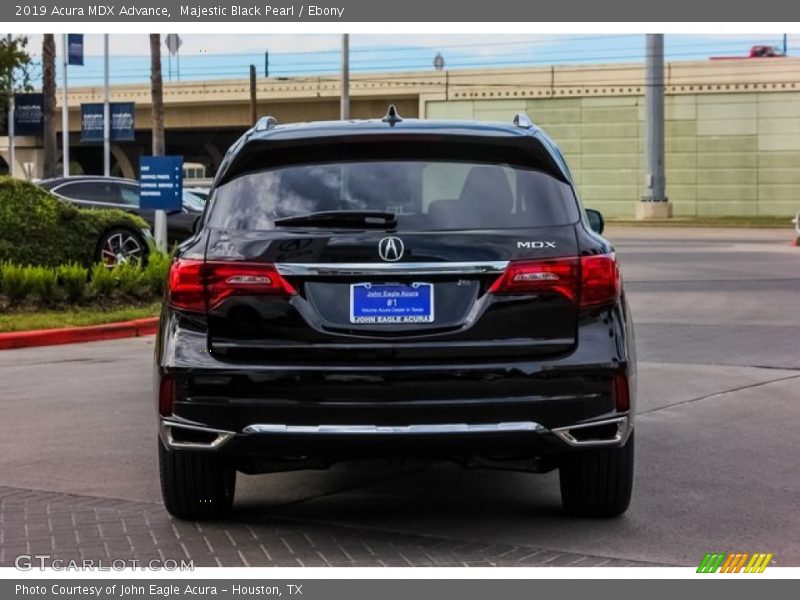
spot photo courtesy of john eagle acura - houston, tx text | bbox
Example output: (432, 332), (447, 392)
(156, 107), (636, 520)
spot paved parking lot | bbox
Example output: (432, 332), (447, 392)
(1, 226), (799, 567)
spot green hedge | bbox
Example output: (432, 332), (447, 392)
(0, 254), (171, 308)
(0, 177), (149, 267)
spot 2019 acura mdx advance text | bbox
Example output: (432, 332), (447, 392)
(155, 108), (636, 520)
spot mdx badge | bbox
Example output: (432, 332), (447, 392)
(517, 241), (556, 249)
(378, 237), (405, 261)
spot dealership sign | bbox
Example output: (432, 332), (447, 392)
(80, 102), (135, 142)
(13, 93), (44, 136)
(139, 156), (183, 211)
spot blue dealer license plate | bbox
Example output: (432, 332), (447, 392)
(350, 283), (434, 324)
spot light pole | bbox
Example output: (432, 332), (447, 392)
(61, 34), (69, 177)
(340, 34), (350, 120)
(103, 34), (110, 177)
(637, 33), (671, 219)
(249, 64), (257, 126)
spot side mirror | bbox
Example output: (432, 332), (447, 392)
(192, 215), (202, 234)
(585, 209), (604, 235)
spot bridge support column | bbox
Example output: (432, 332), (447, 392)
(111, 145), (136, 179)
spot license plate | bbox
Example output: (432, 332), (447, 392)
(350, 283), (434, 324)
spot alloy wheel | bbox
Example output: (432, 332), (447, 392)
(100, 231), (143, 267)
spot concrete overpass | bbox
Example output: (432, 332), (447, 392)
(2, 57), (798, 185)
(2, 70), (427, 179)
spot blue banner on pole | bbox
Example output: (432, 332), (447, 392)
(80, 102), (136, 142)
(67, 34), (84, 66)
(110, 102), (135, 141)
(13, 93), (44, 137)
(140, 156), (183, 211)
(80, 104), (103, 142)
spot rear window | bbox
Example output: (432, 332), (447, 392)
(207, 160), (579, 231)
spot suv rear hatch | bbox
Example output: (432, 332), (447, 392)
(170, 133), (607, 364)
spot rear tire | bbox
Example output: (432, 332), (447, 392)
(559, 431), (634, 518)
(158, 439), (236, 520)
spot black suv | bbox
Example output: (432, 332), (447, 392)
(156, 109), (636, 520)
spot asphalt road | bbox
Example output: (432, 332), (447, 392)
(1, 226), (799, 567)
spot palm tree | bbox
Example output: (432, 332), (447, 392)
(149, 34), (164, 157)
(41, 34), (57, 178)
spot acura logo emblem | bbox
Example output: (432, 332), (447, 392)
(378, 236), (404, 262)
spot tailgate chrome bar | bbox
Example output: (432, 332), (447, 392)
(160, 417), (629, 450)
(243, 422), (544, 435)
(274, 261), (508, 277)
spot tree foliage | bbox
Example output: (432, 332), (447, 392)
(0, 35), (33, 132)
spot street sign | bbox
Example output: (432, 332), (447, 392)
(67, 34), (84, 66)
(165, 33), (182, 56)
(13, 93), (44, 136)
(80, 102), (136, 142)
(139, 156), (183, 211)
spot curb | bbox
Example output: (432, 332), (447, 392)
(605, 220), (789, 229)
(0, 317), (159, 350)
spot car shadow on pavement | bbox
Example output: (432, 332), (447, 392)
(232, 460), (567, 521)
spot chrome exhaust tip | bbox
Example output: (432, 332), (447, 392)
(551, 416), (629, 447)
(160, 420), (235, 450)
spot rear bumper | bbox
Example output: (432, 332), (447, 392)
(159, 373), (633, 468)
(159, 415), (632, 472)
(155, 306), (636, 468)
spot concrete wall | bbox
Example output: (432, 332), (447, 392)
(426, 92), (800, 217)
(0, 137), (45, 179)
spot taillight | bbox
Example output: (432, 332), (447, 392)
(580, 254), (620, 309)
(158, 374), (175, 417)
(204, 261), (297, 309)
(613, 372), (630, 412)
(488, 257), (578, 301)
(167, 259), (206, 312)
(167, 259), (296, 312)
(489, 254), (619, 309)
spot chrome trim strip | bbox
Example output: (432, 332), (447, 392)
(550, 416), (629, 448)
(274, 261), (509, 277)
(160, 417), (629, 449)
(243, 421), (544, 435)
(160, 420), (236, 450)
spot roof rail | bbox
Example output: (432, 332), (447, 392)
(254, 115), (279, 132)
(513, 113), (534, 129)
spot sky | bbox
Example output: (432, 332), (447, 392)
(18, 33), (799, 87)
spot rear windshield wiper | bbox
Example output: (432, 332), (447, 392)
(273, 210), (397, 229)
